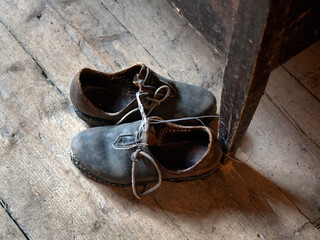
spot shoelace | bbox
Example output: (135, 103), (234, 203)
(127, 82), (164, 199)
(131, 148), (162, 199)
(115, 68), (171, 125)
(129, 92), (220, 198)
(116, 68), (219, 199)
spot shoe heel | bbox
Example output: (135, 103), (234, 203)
(206, 117), (218, 136)
(74, 108), (114, 127)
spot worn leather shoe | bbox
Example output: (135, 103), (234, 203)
(70, 117), (222, 199)
(70, 63), (217, 126)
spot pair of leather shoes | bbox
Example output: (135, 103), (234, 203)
(70, 63), (222, 198)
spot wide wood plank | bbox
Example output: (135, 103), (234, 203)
(0, 20), (187, 240)
(1, 20), (319, 239)
(266, 67), (320, 147)
(0, 0), (319, 239)
(0, 0), (224, 126)
(46, 0), (170, 76)
(0, 0), (95, 95)
(168, 0), (239, 56)
(0, 206), (26, 240)
(94, 0), (225, 108)
(154, 161), (320, 239)
(283, 41), (320, 100)
(233, 163), (320, 239)
(0, 0), (177, 98)
(236, 90), (320, 224)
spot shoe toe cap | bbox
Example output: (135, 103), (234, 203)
(71, 128), (108, 175)
(71, 127), (133, 185)
(172, 81), (217, 117)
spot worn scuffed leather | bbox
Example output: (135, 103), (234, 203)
(70, 118), (222, 192)
(70, 63), (217, 125)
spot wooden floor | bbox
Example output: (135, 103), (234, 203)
(0, 0), (319, 239)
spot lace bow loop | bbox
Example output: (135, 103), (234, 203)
(131, 149), (162, 199)
(115, 69), (170, 125)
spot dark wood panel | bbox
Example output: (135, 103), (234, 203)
(168, 0), (239, 56)
(219, 0), (320, 156)
(168, 0), (320, 156)
(258, 0), (320, 72)
(218, 0), (270, 155)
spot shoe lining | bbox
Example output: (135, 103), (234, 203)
(84, 86), (136, 113)
(80, 67), (140, 113)
(148, 125), (209, 171)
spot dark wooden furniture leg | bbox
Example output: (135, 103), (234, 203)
(219, 0), (320, 158)
(218, 0), (269, 156)
(168, 0), (320, 157)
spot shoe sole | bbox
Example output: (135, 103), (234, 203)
(70, 150), (219, 187)
(74, 108), (114, 127)
(75, 107), (218, 130)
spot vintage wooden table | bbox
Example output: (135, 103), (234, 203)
(169, 0), (320, 159)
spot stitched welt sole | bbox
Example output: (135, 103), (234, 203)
(70, 150), (219, 187)
(70, 150), (130, 187)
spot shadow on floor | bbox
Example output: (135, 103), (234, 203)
(91, 159), (310, 223)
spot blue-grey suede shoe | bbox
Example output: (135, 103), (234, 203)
(70, 117), (222, 198)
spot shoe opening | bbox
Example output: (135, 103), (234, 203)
(80, 66), (141, 113)
(147, 124), (210, 171)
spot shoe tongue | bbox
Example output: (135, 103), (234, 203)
(144, 125), (158, 146)
(144, 117), (166, 146)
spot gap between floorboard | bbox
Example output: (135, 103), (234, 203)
(0, 196), (30, 240)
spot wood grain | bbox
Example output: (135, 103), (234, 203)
(283, 41), (320, 100)
(168, 0), (239, 56)
(218, 0), (320, 155)
(218, 0), (270, 155)
(99, 0), (225, 107)
(0, 0), (319, 239)
(0, 19), (187, 240)
(0, 0), (224, 109)
(236, 91), (320, 224)
(266, 67), (320, 147)
(0, 206), (26, 240)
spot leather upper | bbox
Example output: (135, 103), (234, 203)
(70, 63), (217, 124)
(71, 118), (222, 185)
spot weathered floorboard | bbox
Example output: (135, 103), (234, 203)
(1, 15), (316, 238)
(0, 0), (224, 107)
(236, 77), (320, 223)
(283, 41), (320, 101)
(266, 67), (320, 147)
(46, 0), (170, 76)
(0, 0), (95, 95)
(0, 0), (319, 239)
(243, 44), (320, 223)
(1, 68), (318, 240)
(99, 0), (225, 106)
(0, 205), (26, 240)
(168, 0), (239, 56)
(1, 0), (318, 224)
(0, 19), (190, 239)
(154, 160), (320, 240)
(1, 18), (318, 238)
